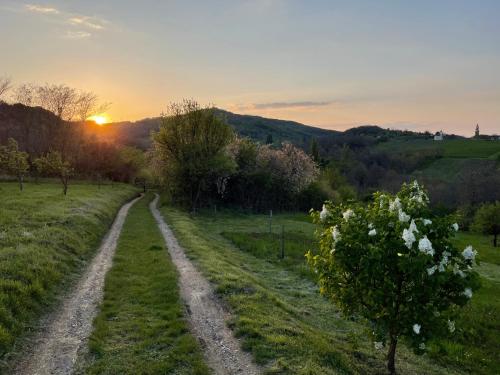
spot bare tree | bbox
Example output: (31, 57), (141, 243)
(0, 77), (12, 100)
(36, 84), (77, 120)
(13, 83), (36, 106)
(74, 91), (110, 121)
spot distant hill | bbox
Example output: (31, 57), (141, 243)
(0, 102), (63, 156)
(95, 109), (339, 150)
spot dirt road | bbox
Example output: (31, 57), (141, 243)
(14, 195), (141, 375)
(150, 194), (260, 375)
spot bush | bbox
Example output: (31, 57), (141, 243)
(307, 181), (480, 374)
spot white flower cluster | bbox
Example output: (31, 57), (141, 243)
(409, 181), (428, 205)
(413, 323), (421, 334)
(343, 209), (355, 221)
(402, 220), (419, 249)
(398, 210), (410, 223)
(447, 319), (455, 333)
(462, 245), (477, 261)
(331, 225), (341, 243)
(418, 235), (434, 256)
(368, 228), (377, 236)
(463, 287), (473, 299)
(320, 204), (329, 222)
(452, 223), (459, 231)
(389, 197), (402, 212)
(437, 251), (451, 272)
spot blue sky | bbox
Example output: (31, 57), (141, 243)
(1, 0), (499, 135)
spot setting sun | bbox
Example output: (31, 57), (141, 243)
(87, 115), (109, 125)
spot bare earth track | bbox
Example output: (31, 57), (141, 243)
(14, 196), (141, 375)
(150, 194), (260, 375)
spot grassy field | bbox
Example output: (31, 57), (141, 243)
(80, 194), (209, 374)
(377, 139), (500, 159)
(159, 206), (468, 374)
(0, 182), (138, 360)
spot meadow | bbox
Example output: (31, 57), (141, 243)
(80, 193), (209, 374)
(0, 182), (138, 361)
(162, 206), (476, 374)
(158, 204), (497, 374)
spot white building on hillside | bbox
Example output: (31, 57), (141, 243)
(434, 131), (444, 141)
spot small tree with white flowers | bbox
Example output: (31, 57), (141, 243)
(307, 181), (480, 374)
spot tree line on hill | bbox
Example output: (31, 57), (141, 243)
(0, 80), (147, 193)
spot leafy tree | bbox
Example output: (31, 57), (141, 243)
(34, 151), (73, 195)
(152, 100), (235, 210)
(307, 181), (480, 374)
(472, 202), (500, 247)
(266, 133), (273, 145)
(0, 138), (29, 190)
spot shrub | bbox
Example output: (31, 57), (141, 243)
(307, 181), (480, 374)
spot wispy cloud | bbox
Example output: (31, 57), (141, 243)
(68, 16), (106, 30)
(64, 30), (91, 39)
(25, 4), (59, 14)
(22, 3), (109, 39)
(254, 101), (332, 110)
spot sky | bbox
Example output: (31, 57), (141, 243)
(1, 0), (500, 136)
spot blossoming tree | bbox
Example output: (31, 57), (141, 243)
(307, 181), (480, 374)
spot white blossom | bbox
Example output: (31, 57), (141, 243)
(413, 324), (421, 335)
(463, 288), (473, 299)
(447, 320), (455, 333)
(389, 198), (402, 212)
(418, 236), (434, 256)
(331, 226), (341, 243)
(423, 219), (432, 226)
(374, 341), (384, 350)
(452, 223), (459, 231)
(427, 265), (437, 276)
(343, 209), (355, 221)
(398, 210), (410, 223)
(402, 228), (416, 249)
(419, 342), (426, 350)
(320, 205), (329, 221)
(453, 264), (466, 278)
(438, 251), (451, 272)
(368, 223), (374, 229)
(368, 228), (377, 236)
(462, 245), (477, 261)
(408, 219), (418, 233)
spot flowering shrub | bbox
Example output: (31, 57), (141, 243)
(307, 181), (480, 374)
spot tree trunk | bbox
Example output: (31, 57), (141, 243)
(18, 175), (23, 191)
(62, 176), (68, 195)
(494, 233), (497, 247)
(387, 336), (398, 375)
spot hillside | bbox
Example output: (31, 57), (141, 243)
(90, 109), (338, 149)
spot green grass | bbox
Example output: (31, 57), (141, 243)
(81, 194), (209, 375)
(158, 207), (463, 374)
(220, 231), (317, 280)
(0, 182), (138, 360)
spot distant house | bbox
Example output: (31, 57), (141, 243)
(434, 131), (444, 141)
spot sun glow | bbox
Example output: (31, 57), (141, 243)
(87, 114), (109, 125)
